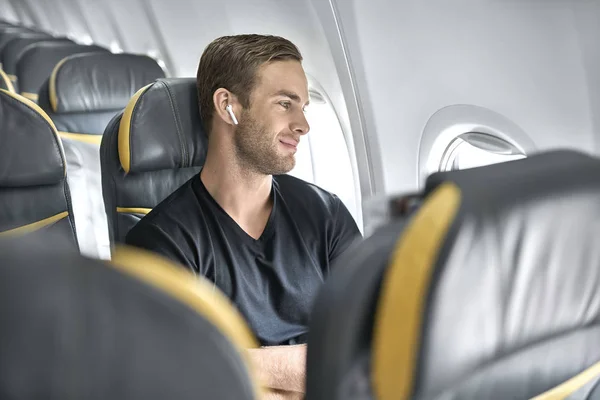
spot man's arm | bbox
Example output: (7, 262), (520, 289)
(247, 344), (307, 394)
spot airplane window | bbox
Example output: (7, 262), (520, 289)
(419, 105), (536, 187)
(440, 132), (526, 171)
(287, 85), (360, 224)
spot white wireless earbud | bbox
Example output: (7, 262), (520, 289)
(226, 104), (238, 125)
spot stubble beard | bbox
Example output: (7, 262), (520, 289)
(233, 110), (296, 176)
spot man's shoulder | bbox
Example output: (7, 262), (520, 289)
(274, 174), (361, 267)
(274, 174), (341, 213)
(128, 176), (200, 236)
(124, 177), (203, 272)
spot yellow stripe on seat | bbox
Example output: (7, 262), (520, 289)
(531, 361), (600, 400)
(7, 73), (16, 82)
(21, 92), (39, 101)
(0, 211), (69, 237)
(116, 207), (152, 215)
(109, 245), (263, 398)
(118, 84), (152, 173)
(49, 56), (70, 112)
(372, 182), (461, 400)
(59, 131), (103, 145)
(0, 69), (15, 93)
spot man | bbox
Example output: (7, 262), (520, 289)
(125, 34), (362, 398)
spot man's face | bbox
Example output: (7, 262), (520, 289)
(233, 60), (310, 175)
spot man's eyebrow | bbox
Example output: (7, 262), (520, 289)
(273, 90), (310, 106)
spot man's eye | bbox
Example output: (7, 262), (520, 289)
(279, 101), (291, 109)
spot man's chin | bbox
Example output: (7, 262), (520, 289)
(271, 162), (295, 176)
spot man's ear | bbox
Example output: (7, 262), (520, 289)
(213, 88), (240, 126)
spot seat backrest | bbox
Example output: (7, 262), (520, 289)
(16, 41), (107, 101)
(39, 52), (166, 140)
(36, 52), (166, 260)
(100, 78), (207, 245)
(0, 89), (78, 248)
(306, 149), (600, 400)
(0, 32), (49, 93)
(0, 235), (262, 399)
(1, 37), (74, 94)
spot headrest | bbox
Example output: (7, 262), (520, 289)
(424, 149), (591, 194)
(118, 78), (208, 174)
(0, 32), (49, 56)
(45, 52), (165, 113)
(372, 149), (600, 399)
(17, 42), (107, 98)
(2, 37), (72, 75)
(0, 89), (65, 186)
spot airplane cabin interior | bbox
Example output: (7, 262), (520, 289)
(1, 1), (600, 399)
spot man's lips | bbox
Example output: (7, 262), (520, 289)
(279, 137), (299, 148)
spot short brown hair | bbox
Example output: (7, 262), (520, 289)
(196, 34), (303, 134)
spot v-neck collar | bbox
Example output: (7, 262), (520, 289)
(194, 173), (277, 246)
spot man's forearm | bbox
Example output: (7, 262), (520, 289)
(247, 344), (307, 393)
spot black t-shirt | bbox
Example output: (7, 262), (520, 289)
(125, 173), (362, 345)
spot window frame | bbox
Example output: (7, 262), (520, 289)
(418, 104), (537, 187)
(295, 74), (363, 231)
(439, 132), (527, 172)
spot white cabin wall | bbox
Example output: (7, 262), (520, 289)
(0, 0), (19, 23)
(573, 1), (600, 154)
(70, 1), (131, 51)
(2, 0), (35, 27)
(22, 0), (65, 34)
(333, 0), (599, 194)
(54, 0), (96, 44)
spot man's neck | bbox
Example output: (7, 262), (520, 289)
(200, 149), (273, 226)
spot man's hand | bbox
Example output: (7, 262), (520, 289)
(247, 344), (307, 396)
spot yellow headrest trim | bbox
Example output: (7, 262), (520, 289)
(116, 207), (151, 215)
(118, 84), (152, 174)
(372, 182), (461, 400)
(49, 56), (70, 113)
(21, 92), (39, 101)
(531, 361), (600, 399)
(109, 245), (263, 397)
(0, 89), (66, 177)
(0, 69), (15, 93)
(0, 211), (69, 237)
(58, 131), (103, 145)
